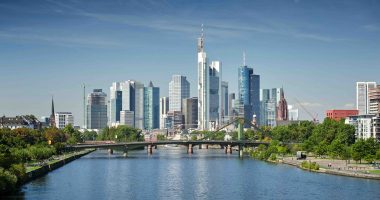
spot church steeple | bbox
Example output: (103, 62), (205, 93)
(50, 96), (56, 127)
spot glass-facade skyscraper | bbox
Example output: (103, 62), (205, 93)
(109, 82), (122, 126)
(238, 65), (260, 125)
(169, 75), (190, 112)
(87, 89), (107, 129)
(144, 81), (160, 130)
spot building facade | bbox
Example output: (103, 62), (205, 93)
(159, 97), (169, 129)
(260, 89), (279, 127)
(221, 81), (229, 122)
(345, 114), (380, 141)
(169, 75), (190, 112)
(369, 85), (380, 115)
(120, 80), (145, 129)
(109, 82), (123, 126)
(197, 27), (222, 130)
(228, 93), (236, 122)
(87, 89), (107, 130)
(326, 110), (359, 121)
(277, 89), (288, 121)
(0, 116), (41, 130)
(120, 110), (135, 127)
(54, 112), (74, 129)
(238, 65), (260, 126)
(144, 81), (160, 130)
(288, 105), (299, 121)
(356, 82), (377, 115)
(182, 97), (198, 129)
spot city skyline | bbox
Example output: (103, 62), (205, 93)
(0, 0), (380, 125)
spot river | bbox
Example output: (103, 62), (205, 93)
(12, 147), (380, 199)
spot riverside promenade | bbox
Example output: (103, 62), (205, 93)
(282, 156), (380, 180)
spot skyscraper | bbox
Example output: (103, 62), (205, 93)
(209, 61), (222, 129)
(356, 82), (376, 115)
(221, 81), (229, 122)
(144, 81), (160, 130)
(169, 75), (190, 112)
(197, 25), (222, 130)
(260, 88), (279, 127)
(238, 64), (260, 125)
(198, 25), (209, 130)
(160, 97), (169, 129)
(182, 97), (198, 129)
(109, 82), (123, 126)
(288, 105), (299, 121)
(120, 80), (145, 129)
(87, 89), (107, 130)
(228, 93), (236, 122)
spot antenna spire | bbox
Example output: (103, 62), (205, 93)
(243, 51), (246, 66)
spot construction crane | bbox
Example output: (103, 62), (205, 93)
(294, 98), (319, 123)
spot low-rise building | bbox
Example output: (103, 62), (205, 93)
(0, 115), (41, 130)
(55, 112), (74, 129)
(345, 114), (380, 141)
(326, 110), (359, 121)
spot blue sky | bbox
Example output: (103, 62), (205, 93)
(0, 0), (379, 125)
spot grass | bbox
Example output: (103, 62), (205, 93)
(368, 170), (380, 175)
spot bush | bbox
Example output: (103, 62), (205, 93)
(301, 161), (319, 170)
(0, 167), (18, 194)
(9, 164), (27, 184)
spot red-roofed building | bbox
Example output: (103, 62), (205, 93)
(326, 110), (359, 121)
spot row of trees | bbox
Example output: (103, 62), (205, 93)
(0, 125), (84, 194)
(247, 118), (380, 164)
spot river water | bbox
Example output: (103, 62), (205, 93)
(13, 148), (380, 199)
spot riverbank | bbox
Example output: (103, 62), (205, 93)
(280, 156), (380, 180)
(24, 149), (95, 183)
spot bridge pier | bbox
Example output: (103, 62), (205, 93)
(147, 145), (153, 154)
(206, 144), (209, 149)
(199, 144), (202, 149)
(154, 145), (157, 149)
(123, 146), (128, 157)
(108, 149), (113, 155)
(188, 144), (193, 154)
(239, 145), (243, 158)
(226, 145), (232, 154)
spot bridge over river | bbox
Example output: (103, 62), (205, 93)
(67, 140), (270, 158)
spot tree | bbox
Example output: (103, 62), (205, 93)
(314, 141), (328, 157)
(352, 139), (366, 163)
(328, 139), (345, 159)
(44, 128), (66, 144)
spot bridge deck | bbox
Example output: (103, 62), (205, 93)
(68, 140), (269, 149)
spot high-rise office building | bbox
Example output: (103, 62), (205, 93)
(238, 65), (260, 126)
(356, 82), (377, 115)
(55, 112), (74, 129)
(87, 89), (107, 129)
(228, 93), (236, 122)
(209, 61), (222, 129)
(120, 110), (135, 127)
(169, 75), (190, 112)
(197, 26), (209, 130)
(182, 97), (198, 129)
(120, 80), (145, 129)
(197, 26), (222, 130)
(369, 86), (380, 115)
(160, 97), (169, 129)
(109, 82), (122, 126)
(221, 81), (229, 122)
(260, 88), (281, 127)
(144, 81), (160, 130)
